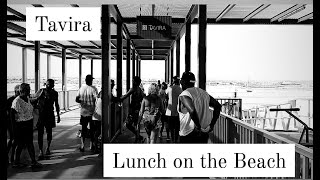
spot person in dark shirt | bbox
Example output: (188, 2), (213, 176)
(35, 79), (60, 159)
(7, 84), (20, 164)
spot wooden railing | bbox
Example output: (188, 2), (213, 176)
(209, 113), (313, 179)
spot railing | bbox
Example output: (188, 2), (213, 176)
(209, 113), (313, 179)
(217, 98), (242, 119)
(110, 98), (129, 142)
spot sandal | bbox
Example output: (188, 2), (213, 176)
(12, 162), (27, 168)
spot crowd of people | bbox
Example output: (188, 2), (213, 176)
(6, 71), (222, 169)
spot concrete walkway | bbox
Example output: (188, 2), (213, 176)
(7, 108), (103, 179)
(7, 107), (175, 179)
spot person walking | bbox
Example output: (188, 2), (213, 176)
(178, 71), (222, 143)
(34, 79), (60, 159)
(138, 83), (164, 144)
(11, 83), (42, 168)
(7, 84), (20, 164)
(165, 76), (183, 143)
(119, 76), (145, 143)
(158, 82), (169, 139)
(76, 74), (98, 152)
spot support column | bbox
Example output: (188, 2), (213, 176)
(165, 57), (168, 83)
(170, 48), (174, 83)
(22, 48), (27, 83)
(117, 22), (123, 97)
(79, 55), (82, 88)
(47, 54), (51, 79)
(101, 5), (111, 143)
(176, 38), (180, 77)
(35, 41), (40, 92)
(126, 39), (131, 91)
(91, 58), (94, 76)
(185, 21), (191, 72)
(198, 5), (207, 90)
(132, 50), (135, 78)
(62, 48), (66, 110)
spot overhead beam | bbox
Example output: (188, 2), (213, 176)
(243, 4), (270, 22)
(216, 4), (236, 22)
(270, 4), (305, 22)
(298, 12), (313, 23)
(7, 6), (26, 19)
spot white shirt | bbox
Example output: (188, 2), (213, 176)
(77, 84), (98, 117)
(11, 96), (34, 122)
(92, 97), (102, 121)
(165, 85), (182, 116)
(178, 87), (213, 136)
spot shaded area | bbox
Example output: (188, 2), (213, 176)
(7, 108), (103, 179)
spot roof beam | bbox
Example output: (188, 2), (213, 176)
(216, 4), (236, 22)
(7, 22), (26, 34)
(298, 12), (313, 23)
(243, 4), (270, 22)
(89, 41), (100, 48)
(122, 17), (185, 24)
(7, 15), (25, 22)
(7, 6), (26, 20)
(270, 4), (305, 22)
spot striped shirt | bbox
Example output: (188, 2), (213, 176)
(77, 84), (98, 117)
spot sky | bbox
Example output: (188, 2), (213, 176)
(7, 24), (313, 82)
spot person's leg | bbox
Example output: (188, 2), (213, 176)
(37, 124), (45, 158)
(89, 120), (96, 151)
(173, 116), (180, 143)
(159, 115), (165, 138)
(13, 122), (24, 165)
(168, 116), (175, 143)
(80, 116), (89, 151)
(25, 120), (38, 163)
(150, 128), (159, 144)
(94, 121), (101, 153)
(45, 126), (53, 155)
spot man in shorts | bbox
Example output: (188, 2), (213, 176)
(76, 75), (98, 152)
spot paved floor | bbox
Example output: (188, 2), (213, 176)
(7, 108), (103, 179)
(7, 108), (172, 179)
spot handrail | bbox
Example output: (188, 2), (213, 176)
(270, 108), (313, 145)
(210, 113), (313, 179)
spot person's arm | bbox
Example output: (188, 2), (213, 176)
(30, 89), (43, 104)
(208, 95), (222, 132)
(120, 88), (134, 101)
(75, 89), (81, 103)
(137, 98), (146, 130)
(179, 95), (201, 129)
(54, 91), (61, 123)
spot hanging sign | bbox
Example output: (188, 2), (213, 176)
(137, 16), (172, 39)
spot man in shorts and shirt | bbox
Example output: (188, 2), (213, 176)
(178, 71), (222, 143)
(165, 76), (182, 143)
(76, 74), (98, 152)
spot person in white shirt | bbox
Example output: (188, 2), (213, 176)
(178, 71), (222, 143)
(76, 75), (98, 152)
(165, 76), (183, 143)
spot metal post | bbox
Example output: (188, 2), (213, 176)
(126, 39), (131, 91)
(165, 57), (168, 82)
(117, 22), (123, 97)
(22, 48), (27, 83)
(91, 58), (94, 76)
(35, 41), (40, 92)
(170, 48), (174, 83)
(176, 38), (180, 77)
(198, 5), (207, 90)
(79, 55), (82, 88)
(185, 21), (191, 72)
(47, 54), (51, 79)
(62, 48), (66, 110)
(102, 5), (111, 143)
(132, 50), (135, 78)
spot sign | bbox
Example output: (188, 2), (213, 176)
(26, 7), (101, 40)
(137, 16), (172, 39)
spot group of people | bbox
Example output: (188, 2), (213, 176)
(6, 71), (222, 168)
(119, 71), (222, 144)
(7, 79), (60, 168)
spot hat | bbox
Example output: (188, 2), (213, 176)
(85, 74), (95, 80)
(181, 71), (196, 83)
